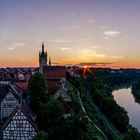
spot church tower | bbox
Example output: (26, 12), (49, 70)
(49, 57), (51, 66)
(39, 42), (48, 72)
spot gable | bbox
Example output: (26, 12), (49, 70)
(3, 109), (37, 140)
(1, 92), (19, 118)
(1, 91), (18, 105)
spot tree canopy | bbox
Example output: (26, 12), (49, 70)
(28, 72), (48, 111)
(33, 131), (48, 140)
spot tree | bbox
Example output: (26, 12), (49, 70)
(33, 131), (48, 140)
(37, 99), (64, 132)
(54, 113), (97, 140)
(28, 72), (48, 111)
(124, 126), (140, 140)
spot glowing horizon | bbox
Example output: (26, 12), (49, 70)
(0, 0), (140, 68)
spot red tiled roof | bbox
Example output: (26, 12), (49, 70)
(16, 82), (28, 90)
(42, 66), (66, 93)
(45, 70), (66, 77)
(43, 66), (66, 78)
(47, 80), (60, 93)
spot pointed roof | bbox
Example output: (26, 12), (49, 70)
(0, 84), (21, 103)
(1, 102), (38, 131)
(49, 57), (51, 66)
(42, 42), (45, 53)
(40, 42), (47, 56)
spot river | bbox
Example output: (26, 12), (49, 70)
(112, 87), (140, 132)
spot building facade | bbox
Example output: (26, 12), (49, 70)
(0, 84), (21, 119)
(2, 103), (37, 140)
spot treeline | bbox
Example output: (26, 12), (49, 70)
(132, 80), (140, 100)
(87, 72), (129, 133)
(85, 68), (140, 139)
(108, 72), (140, 88)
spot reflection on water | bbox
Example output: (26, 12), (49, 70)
(112, 87), (140, 132)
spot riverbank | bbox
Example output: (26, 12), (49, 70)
(68, 68), (140, 139)
(85, 68), (140, 139)
(68, 77), (122, 139)
(113, 87), (140, 132)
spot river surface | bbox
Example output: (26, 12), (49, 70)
(112, 87), (140, 132)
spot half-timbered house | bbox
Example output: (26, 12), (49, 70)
(0, 84), (21, 119)
(2, 103), (37, 140)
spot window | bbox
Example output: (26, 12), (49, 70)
(9, 130), (14, 136)
(16, 121), (23, 128)
(28, 131), (33, 136)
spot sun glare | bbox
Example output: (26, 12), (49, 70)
(80, 65), (94, 77)
(83, 65), (88, 69)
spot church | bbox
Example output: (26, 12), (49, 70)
(39, 42), (51, 72)
(39, 43), (66, 93)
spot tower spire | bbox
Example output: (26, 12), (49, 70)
(49, 57), (51, 66)
(42, 42), (44, 52)
(39, 42), (48, 70)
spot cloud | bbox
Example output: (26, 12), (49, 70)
(61, 47), (72, 51)
(52, 39), (71, 43)
(100, 26), (107, 29)
(52, 39), (65, 43)
(95, 54), (124, 59)
(109, 55), (124, 59)
(95, 54), (106, 58)
(77, 62), (113, 67)
(71, 48), (107, 60)
(59, 25), (80, 30)
(79, 44), (102, 49)
(89, 45), (102, 49)
(88, 19), (95, 23)
(62, 45), (124, 63)
(104, 31), (120, 37)
(8, 43), (26, 50)
(0, 34), (14, 43)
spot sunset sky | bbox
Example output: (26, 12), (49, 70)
(0, 0), (140, 68)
